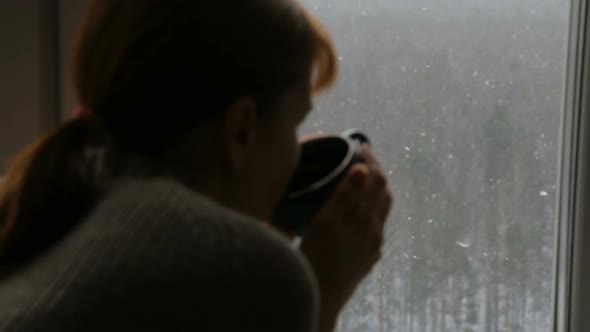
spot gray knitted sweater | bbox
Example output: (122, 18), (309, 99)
(0, 177), (318, 331)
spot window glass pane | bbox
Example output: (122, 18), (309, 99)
(299, 0), (569, 331)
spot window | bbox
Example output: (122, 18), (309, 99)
(300, 0), (570, 330)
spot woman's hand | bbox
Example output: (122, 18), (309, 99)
(299, 145), (393, 332)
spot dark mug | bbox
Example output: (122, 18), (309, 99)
(272, 129), (370, 235)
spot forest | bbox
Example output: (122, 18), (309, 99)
(300, 0), (569, 330)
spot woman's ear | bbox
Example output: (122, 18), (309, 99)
(222, 96), (259, 173)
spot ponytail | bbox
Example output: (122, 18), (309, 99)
(0, 117), (107, 265)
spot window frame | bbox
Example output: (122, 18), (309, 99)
(554, 0), (590, 330)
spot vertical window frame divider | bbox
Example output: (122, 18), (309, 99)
(554, 0), (589, 330)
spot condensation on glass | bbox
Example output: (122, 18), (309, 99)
(299, 0), (569, 331)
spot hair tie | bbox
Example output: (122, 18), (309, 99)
(71, 106), (104, 138)
(72, 106), (93, 121)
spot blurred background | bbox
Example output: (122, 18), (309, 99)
(0, 1), (88, 171)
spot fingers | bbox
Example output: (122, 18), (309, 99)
(349, 163), (370, 188)
(358, 145), (387, 209)
(369, 190), (392, 258)
(359, 144), (383, 172)
(377, 189), (394, 223)
(314, 145), (393, 237)
(359, 149), (390, 213)
(360, 167), (388, 212)
(356, 147), (391, 256)
(318, 163), (370, 224)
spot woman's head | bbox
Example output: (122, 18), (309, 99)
(0, 0), (338, 261)
(73, 0), (336, 155)
(73, 0), (338, 219)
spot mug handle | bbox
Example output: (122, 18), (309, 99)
(341, 128), (371, 146)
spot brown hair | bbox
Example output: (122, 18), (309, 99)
(0, 0), (337, 264)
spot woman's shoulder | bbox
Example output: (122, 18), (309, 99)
(87, 175), (302, 264)
(0, 176), (318, 331)
(88, 176), (319, 330)
(92, 175), (283, 244)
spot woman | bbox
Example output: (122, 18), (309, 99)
(0, 0), (392, 331)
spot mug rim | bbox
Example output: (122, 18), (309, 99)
(287, 135), (355, 199)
